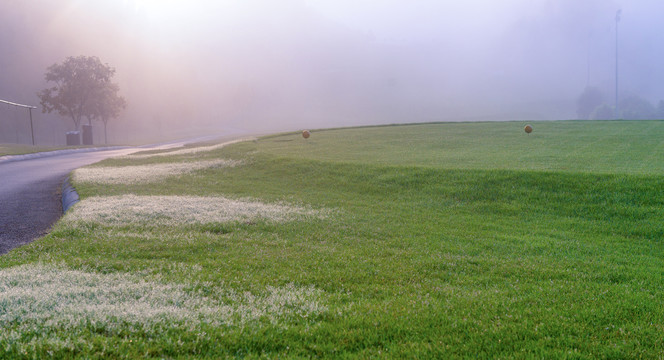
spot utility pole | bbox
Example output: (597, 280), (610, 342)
(615, 9), (621, 119)
(586, 31), (592, 88)
(29, 107), (35, 145)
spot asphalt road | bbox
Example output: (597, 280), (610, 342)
(0, 133), (252, 255)
(0, 148), (142, 255)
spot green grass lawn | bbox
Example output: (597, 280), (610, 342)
(1, 120), (663, 358)
(0, 143), (105, 157)
(0, 144), (65, 157)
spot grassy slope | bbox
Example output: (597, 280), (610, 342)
(258, 121), (664, 175)
(1, 120), (663, 358)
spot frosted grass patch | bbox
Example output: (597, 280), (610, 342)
(0, 264), (328, 339)
(74, 159), (241, 184)
(125, 137), (254, 159)
(64, 195), (328, 226)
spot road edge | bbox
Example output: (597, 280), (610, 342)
(62, 177), (79, 213)
(0, 146), (129, 165)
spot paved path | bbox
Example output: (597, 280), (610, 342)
(0, 133), (252, 255)
(0, 148), (140, 254)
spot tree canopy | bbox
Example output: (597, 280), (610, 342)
(576, 86), (604, 120)
(37, 56), (125, 132)
(619, 96), (656, 120)
(89, 82), (126, 144)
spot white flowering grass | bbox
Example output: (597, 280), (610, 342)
(0, 264), (328, 341)
(73, 159), (241, 184)
(63, 195), (327, 226)
(125, 137), (254, 159)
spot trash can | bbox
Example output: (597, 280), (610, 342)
(66, 131), (81, 146)
(82, 124), (93, 145)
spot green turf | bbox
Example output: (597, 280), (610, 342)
(1, 121), (663, 358)
(0, 144), (65, 157)
(0, 143), (104, 157)
(258, 120), (664, 175)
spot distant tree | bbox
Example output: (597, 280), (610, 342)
(590, 104), (614, 120)
(576, 86), (604, 119)
(37, 56), (121, 131)
(654, 100), (664, 119)
(619, 96), (654, 120)
(88, 83), (126, 144)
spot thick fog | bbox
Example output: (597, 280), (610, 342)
(1, 0), (663, 145)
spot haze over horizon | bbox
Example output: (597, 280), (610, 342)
(1, 0), (663, 144)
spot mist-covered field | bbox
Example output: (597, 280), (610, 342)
(1, 121), (663, 358)
(3, 1), (664, 145)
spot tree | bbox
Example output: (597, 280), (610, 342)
(654, 100), (664, 119)
(88, 83), (126, 144)
(576, 86), (604, 120)
(619, 95), (654, 120)
(590, 104), (614, 120)
(37, 56), (121, 132)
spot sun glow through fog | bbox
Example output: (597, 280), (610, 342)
(125, 0), (186, 20)
(118, 0), (245, 44)
(5, 0), (664, 145)
(121, 0), (219, 29)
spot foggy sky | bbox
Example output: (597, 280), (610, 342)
(1, 0), (663, 144)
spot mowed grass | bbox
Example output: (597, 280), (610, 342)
(258, 121), (664, 175)
(0, 144), (68, 157)
(1, 120), (664, 358)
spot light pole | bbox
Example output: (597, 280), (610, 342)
(586, 31), (592, 88)
(615, 9), (621, 119)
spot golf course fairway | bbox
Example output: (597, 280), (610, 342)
(1, 120), (662, 358)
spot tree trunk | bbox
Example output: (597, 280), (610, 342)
(103, 119), (108, 144)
